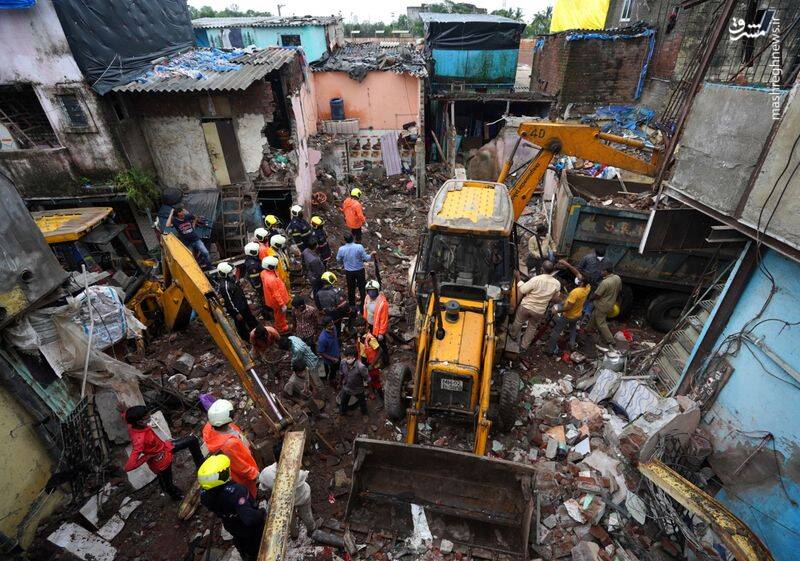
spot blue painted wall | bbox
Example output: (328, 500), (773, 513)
(702, 248), (800, 560)
(194, 25), (329, 61)
(430, 48), (519, 89)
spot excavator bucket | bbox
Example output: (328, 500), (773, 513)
(345, 438), (537, 559)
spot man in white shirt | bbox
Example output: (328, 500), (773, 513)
(509, 260), (562, 351)
(258, 441), (315, 538)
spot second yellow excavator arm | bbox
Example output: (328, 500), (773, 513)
(498, 122), (662, 220)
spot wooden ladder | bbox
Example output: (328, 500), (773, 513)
(219, 183), (247, 257)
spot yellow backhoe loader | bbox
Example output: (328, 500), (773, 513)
(345, 123), (771, 560)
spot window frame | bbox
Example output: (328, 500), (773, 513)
(54, 87), (96, 134)
(620, 0), (633, 22)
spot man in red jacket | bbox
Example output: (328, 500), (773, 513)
(123, 406), (204, 500)
(362, 280), (390, 367)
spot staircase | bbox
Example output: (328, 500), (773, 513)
(219, 183), (247, 256)
(651, 283), (725, 394)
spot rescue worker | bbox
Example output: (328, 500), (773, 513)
(123, 405), (204, 500)
(317, 272), (349, 334)
(589, 261), (622, 349)
(310, 216), (332, 263)
(202, 399), (260, 498)
(526, 223), (556, 275)
(362, 280), (390, 367)
(198, 454), (266, 561)
(336, 234), (373, 308)
(249, 324), (281, 357)
(269, 234), (292, 294)
(286, 204), (313, 250)
(342, 188), (366, 242)
(510, 260), (562, 351)
(277, 334), (324, 388)
(243, 242), (263, 294)
(261, 256), (290, 333)
(301, 238), (325, 307)
(355, 317), (383, 399)
(254, 227), (271, 261)
(548, 264), (591, 355)
(216, 262), (258, 339)
(339, 345), (369, 415)
(258, 441), (315, 538)
(264, 214), (284, 241)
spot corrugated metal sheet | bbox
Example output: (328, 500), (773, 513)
(192, 15), (340, 29)
(418, 12), (521, 24)
(113, 48), (296, 93)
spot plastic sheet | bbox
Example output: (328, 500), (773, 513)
(421, 13), (524, 51)
(550, 0), (610, 33)
(0, 0), (35, 8)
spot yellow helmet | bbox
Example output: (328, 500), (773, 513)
(265, 215), (279, 227)
(321, 271), (337, 285)
(198, 454), (231, 490)
(350, 188), (362, 198)
(311, 216), (324, 227)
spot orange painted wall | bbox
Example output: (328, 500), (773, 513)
(313, 71), (421, 130)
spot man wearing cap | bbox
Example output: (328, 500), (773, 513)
(342, 188), (366, 242)
(216, 261), (257, 339)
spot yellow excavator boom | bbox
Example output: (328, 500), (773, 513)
(498, 122), (662, 220)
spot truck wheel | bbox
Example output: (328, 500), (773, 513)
(647, 292), (688, 333)
(385, 363), (412, 421)
(498, 370), (520, 432)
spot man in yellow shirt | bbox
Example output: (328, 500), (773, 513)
(547, 261), (591, 355)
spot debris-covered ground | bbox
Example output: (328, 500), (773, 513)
(28, 166), (711, 561)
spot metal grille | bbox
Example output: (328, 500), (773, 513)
(59, 397), (111, 504)
(429, 371), (472, 410)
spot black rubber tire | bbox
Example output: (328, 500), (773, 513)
(646, 292), (689, 333)
(497, 370), (520, 432)
(385, 363), (412, 421)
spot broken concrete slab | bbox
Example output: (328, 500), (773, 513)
(571, 540), (601, 561)
(173, 352), (196, 375)
(95, 391), (130, 444)
(611, 380), (661, 419)
(625, 492), (647, 525)
(79, 482), (113, 528)
(47, 522), (117, 561)
(96, 497), (142, 541)
(588, 369), (621, 403)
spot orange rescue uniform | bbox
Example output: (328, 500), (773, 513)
(261, 269), (290, 332)
(342, 197), (366, 230)
(201, 422), (259, 498)
(363, 293), (389, 337)
(267, 247), (291, 293)
(257, 242), (271, 261)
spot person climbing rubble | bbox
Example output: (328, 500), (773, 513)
(286, 204), (313, 250)
(199, 454), (266, 561)
(589, 261), (622, 349)
(510, 260), (562, 351)
(269, 234), (292, 294)
(338, 345), (369, 415)
(310, 215), (332, 263)
(363, 280), (390, 367)
(123, 405), (204, 501)
(342, 188), (366, 242)
(166, 206), (211, 269)
(336, 233), (374, 308)
(261, 256), (290, 333)
(258, 441), (315, 538)
(548, 261), (591, 355)
(202, 399), (260, 499)
(216, 262), (258, 339)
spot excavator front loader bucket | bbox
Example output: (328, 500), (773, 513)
(345, 438), (537, 559)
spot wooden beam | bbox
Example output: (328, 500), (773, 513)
(258, 430), (306, 561)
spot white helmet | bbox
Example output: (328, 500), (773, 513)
(207, 399), (234, 427)
(262, 256), (279, 270)
(270, 234), (287, 249)
(366, 280), (380, 290)
(217, 262), (234, 277)
(254, 228), (269, 242)
(290, 204), (303, 217)
(244, 242), (260, 257)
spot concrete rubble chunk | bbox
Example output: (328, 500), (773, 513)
(625, 492), (647, 525)
(97, 497), (142, 540)
(47, 522), (117, 561)
(588, 369), (621, 403)
(173, 352), (196, 375)
(439, 538), (454, 554)
(545, 436), (559, 459)
(571, 540), (601, 561)
(568, 399), (605, 424)
(573, 437), (591, 457)
(79, 482), (113, 528)
(564, 499), (586, 523)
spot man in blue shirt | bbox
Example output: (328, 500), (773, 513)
(166, 206), (211, 269)
(336, 234), (375, 307)
(316, 316), (340, 386)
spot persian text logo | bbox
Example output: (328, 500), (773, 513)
(728, 17), (768, 41)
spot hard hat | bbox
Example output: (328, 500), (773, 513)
(366, 280), (380, 291)
(311, 216), (324, 227)
(321, 271), (337, 285)
(216, 262), (234, 277)
(350, 188), (362, 198)
(244, 242), (260, 257)
(254, 228), (269, 242)
(290, 204), (303, 217)
(207, 399), (234, 427)
(198, 454), (231, 490)
(270, 234), (287, 249)
(265, 214), (279, 227)
(262, 256), (279, 270)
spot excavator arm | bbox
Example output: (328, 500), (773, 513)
(498, 123), (662, 220)
(159, 233), (292, 433)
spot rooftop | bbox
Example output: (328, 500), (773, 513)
(418, 12), (524, 25)
(311, 43), (427, 81)
(113, 47), (297, 94)
(192, 15), (341, 29)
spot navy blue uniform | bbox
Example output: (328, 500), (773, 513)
(200, 481), (265, 560)
(286, 217), (313, 250)
(312, 227), (332, 262)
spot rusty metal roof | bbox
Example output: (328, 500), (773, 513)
(113, 47), (297, 93)
(192, 16), (340, 29)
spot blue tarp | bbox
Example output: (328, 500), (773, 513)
(584, 105), (656, 139)
(0, 0), (35, 7)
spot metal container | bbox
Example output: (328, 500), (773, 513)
(601, 351), (625, 372)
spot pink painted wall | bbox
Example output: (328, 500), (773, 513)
(313, 71), (421, 130)
(291, 63), (320, 206)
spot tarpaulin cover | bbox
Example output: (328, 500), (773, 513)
(421, 13), (525, 51)
(52, 0), (195, 95)
(550, 0), (610, 33)
(0, 0), (35, 8)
